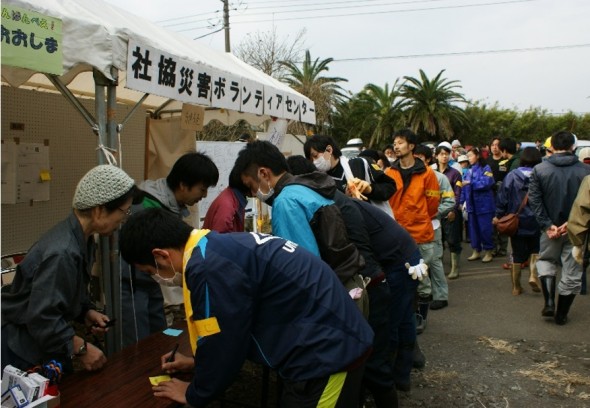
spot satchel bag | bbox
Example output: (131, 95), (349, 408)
(496, 193), (528, 236)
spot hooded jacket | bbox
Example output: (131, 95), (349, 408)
(529, 153), (590, 230)
(385, 158), (440, 244)
(139, 178), (189, 217)
(270, 172), (364, 285)
(496, 167), (540, 236)
(460, 163), (495, 215)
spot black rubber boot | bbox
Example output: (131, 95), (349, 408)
(413, 340), (426, 369)
(416, 297), (431, 334)
(393, 342), (414, 392)
(554, 294), (576, 325)
(370, 387), (398, 408)
(540, 276), (556, 317)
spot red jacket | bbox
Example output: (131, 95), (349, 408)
(385, 159), (440, 244)
(202, 188), (246, 233)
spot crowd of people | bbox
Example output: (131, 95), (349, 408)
(2, 129), (589, 408)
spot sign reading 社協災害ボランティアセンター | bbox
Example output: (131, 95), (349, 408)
(1, 5), (63, 75)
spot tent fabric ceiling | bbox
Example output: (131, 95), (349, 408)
(2, 0), (314, 125)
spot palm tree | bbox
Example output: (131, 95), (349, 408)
(280, 50), (348, 134)
(356, 81), (406, 147)
(401, 69), (468, 140)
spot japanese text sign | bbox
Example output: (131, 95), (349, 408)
(180, 104), (204, 131)
(126, 40), (315, 124)
(1, 5), (63, 75)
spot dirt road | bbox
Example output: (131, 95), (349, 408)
(400, 249), (590, 408)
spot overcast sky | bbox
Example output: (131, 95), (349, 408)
(105, 0), (589, 114)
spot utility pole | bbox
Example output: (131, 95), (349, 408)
(221, 0), (230, 52)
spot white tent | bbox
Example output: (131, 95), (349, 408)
(2, 0), (316, 353)
(2, 0), (316, 126)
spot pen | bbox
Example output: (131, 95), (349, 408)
(166, 343), (179, 363)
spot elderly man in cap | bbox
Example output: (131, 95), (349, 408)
(2, 165), (137, 372)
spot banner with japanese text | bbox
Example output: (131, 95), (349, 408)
(1, 5), (63, 75)
(126, 40), (317, 123)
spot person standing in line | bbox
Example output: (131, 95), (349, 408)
(414, 145), (454, 310)
(385, 129), (440, 337)
(568, 174), (590, 292)
(304, 134), (397, 218)
(287, 155), (424, 405)
(121, 153), (219, 346)
(461, 147), (496, 263)
(494, 147), (542, 295)
(435, 143), (464, 279)
(202, 166), (249, 233)
(2, 165), (136, 372)
(487, 136), (509, 258)
(528, 131), (590, 325)
(234, 140), (368, 314)
(119, 209), (373, 408)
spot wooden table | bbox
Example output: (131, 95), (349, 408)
(58, 329), (191, 407)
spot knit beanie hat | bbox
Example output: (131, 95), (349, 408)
(73, 165), (135, 210)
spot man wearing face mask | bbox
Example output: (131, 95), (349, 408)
(303, 135), (396, 217)
(119, 208), (373, 408)
(234, 141), (368, 315)
(120, 152), (219, 347)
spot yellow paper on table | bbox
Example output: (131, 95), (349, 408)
(149, 375), (171, 385)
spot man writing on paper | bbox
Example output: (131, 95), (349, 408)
(119, 208), (373, 408)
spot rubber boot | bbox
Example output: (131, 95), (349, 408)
(412, 340), (426, 369)
(371, 387), (398, 408)
(467, 250), (480, 261)
(528, 253), (541, 292)
(415, 298), (430, 334)
(393, 342), (414, 392)
(481, 250), (494, 263)
(448, 252), (460, 279)
(540, 276), (556, 317)
(511, 263), (523, 295)
(554, 294), (576, 325)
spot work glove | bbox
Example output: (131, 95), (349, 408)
(572, 245), (583, 265)
(405, 259), (428, 281)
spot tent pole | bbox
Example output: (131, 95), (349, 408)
(119, 93), (150, 130)
(106, 71), (124, 354)
(93, 69), (117, 355)
(45, 74), (97, 131)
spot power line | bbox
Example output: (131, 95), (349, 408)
(230, 0), (536, 25)
(193, 27), (225, 40)
(329, 43), (590, 62)
(159, 0), (441, 27)
(243, 0), (452, 12)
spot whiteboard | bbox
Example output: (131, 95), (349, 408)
(196, 141), (247, 226)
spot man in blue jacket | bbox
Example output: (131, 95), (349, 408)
(119, 208), (373, 408)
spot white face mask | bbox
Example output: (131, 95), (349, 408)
(313, 151), (332, 172)
(255, 172), (274, 203)
(152, 258), (183, 287)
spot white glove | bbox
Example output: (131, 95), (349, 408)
(405, 259), (429, 281)
(572, 245), (583, 265)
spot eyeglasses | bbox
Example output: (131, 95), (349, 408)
(118, 207), (132, 216)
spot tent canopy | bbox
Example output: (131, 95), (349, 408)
(2, 0), (316, 125)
